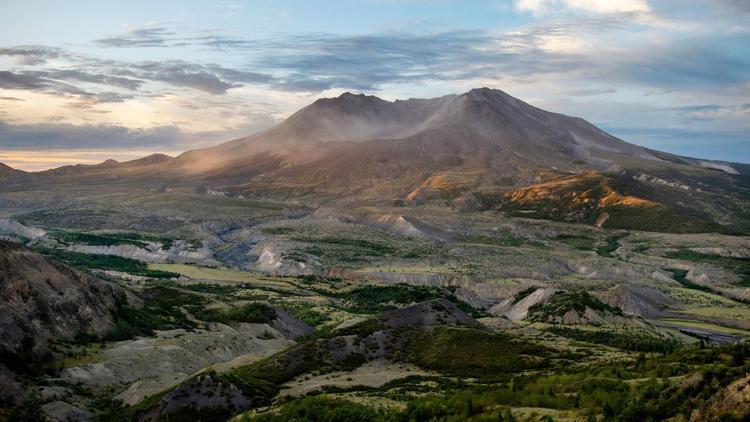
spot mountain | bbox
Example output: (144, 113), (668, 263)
(175, 87), (743, 177)
(0, 163), (28, 183)
(170, 89), (749, 228)
(2, 88), (749, 232)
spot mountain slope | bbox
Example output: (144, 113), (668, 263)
(2, 88), (748, 232)
(0, 240), (126, 353)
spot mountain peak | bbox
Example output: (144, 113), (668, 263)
(99, 159), (120, 167)
(463, 87), (515, 103)
(338, 91), (368, 99)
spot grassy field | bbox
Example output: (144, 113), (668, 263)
(676, 306), (750, 321)
(656, 318), (750, 336)
(148, 263), (292, 288)
(37, 248), (179, 279)
(660, 286), (741, 307)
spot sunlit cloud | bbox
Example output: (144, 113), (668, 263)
(0, 149), (180, 172)
(514, 0), (650, 15)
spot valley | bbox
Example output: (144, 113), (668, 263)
(1, 89), (749, 421)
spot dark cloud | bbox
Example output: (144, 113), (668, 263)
(0, 58), (274, 97)
(94, 27), (180, 48)
(0, 45), (71, 65)
(0, 70), (49, 90)
(0, 116), (282, 151)
(0, 120), (211, 150)
(716, 0), (750, 14)
(611, 36), (750, 89)
(127, 61), (241, 94)
(250, 30), (585, 91)
(95, 27), (262, 50)
(6, 14), (748, 98)
(0, 70), (135, 106)
(664, 103), (750, 122)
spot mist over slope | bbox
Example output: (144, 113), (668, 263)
(2, 88), (749, 232)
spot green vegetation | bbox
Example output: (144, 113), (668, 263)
(197, 303), (277, 325)
(282, 303), (329, 326)
(665, 268), (713, 293)
(545, 326), (680, 353)
(171, 282), (240, 296)
(666, 249), (750, 287)
(290, 233), (439, 265)
(106, 286), (278, 340)
(554, 233), (624, 257)
(555, 234), (596, 251)
(55, 231), (150, 248)
(238, 396), (394, 422)
(261, 226), (296, 235)
(463, 234), (542, 248)
(53, 230), (177, 249)
(512, 287), (537, 305)
(340, 285), (447, 313)
(106, 286), (204, 339)
(338, 284), (487, 318)
(395, 343), (749, 422)
(36, 247), (179, 279)
(595, 234), (625, 257)
(293, 235), (398, 255)
(241, 342), (750, 422)
(0, 336), (60, 376)
(404, 326), (552, 380)
(601, 205), (723, 233)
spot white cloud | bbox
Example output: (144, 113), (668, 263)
(515, 0), (650, 15)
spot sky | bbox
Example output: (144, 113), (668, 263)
(0, 0), (748, 171)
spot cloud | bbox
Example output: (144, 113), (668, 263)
(0, 70), (135, 107)
(94, 27), (180, 48)
(127, 61), (244, 94)
(563, 88), (617, 96)
(0, 103), (281, 152)
(514, 0), (650, 15)
(0, 120), (218, 150)
(667, 103), (750, 121)
(0, 45), (72, 65)
(250, 29), (588, 91)
(94, 27), (257, 50)
(0, 54), (274, 97)
(716, 0), (750, 14)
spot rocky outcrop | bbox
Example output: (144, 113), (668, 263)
(597, 284), (675, 318)
(65, 239), (217, 266)
(0, 218), (45, 240)
(0, 240), (126, 353)
(490, 288), (557, 321)
(380, 298), (482, 329)
(691, 373), (750, 421)
(370, 214), (447, 241)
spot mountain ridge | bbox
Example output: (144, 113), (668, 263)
(2, 88), (748, 232)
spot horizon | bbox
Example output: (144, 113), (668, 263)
(1, 0), (750, 170)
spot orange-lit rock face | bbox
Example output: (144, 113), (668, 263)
(501, 172), (662, 225)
